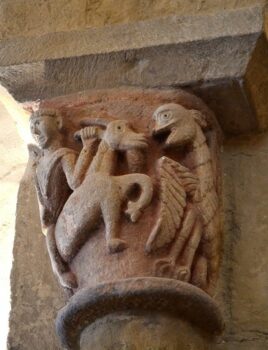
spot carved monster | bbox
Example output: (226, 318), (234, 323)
(55, 118), (153, 261)
(146, 103), (220, 294)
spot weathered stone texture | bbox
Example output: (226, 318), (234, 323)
(8, 164), (65, 350)
(245, 34), (268, 129)
(217, 342), (268, 350)
(215, 132), (268, 349)
(0, 6), (263, 67)
(0, 0), (265, 41)
(80, 313), (214, 350)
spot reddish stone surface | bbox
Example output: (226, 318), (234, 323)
(41, 87), (221, 290)
(38, 87), (223, 348)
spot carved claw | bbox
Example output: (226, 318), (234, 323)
(125, 201), (142, 223)
(107, 238), (128, 254)
(58, 271), (78, 289)
(174, 266), (191, 282)
(154, 258), (176, 278)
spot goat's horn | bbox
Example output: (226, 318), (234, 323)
(80, 118), (111, 127)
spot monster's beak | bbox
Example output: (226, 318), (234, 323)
(152, 127), (159, 136)
(152, 124), (170, 136)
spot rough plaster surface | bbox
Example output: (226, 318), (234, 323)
(0, 0), (265, 41)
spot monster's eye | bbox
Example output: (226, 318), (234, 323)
(162, 112), (170, 119)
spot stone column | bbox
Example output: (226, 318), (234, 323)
(27, 88), (223, 349)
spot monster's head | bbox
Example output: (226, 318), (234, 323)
(152, 103), (207, 148)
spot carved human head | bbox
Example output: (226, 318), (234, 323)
(30, 109), (63, 149)
(153, 103), (207, 147)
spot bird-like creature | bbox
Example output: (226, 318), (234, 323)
(146, 103), (221, 295)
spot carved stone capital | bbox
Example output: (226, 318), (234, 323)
(30, 88), (223, 349)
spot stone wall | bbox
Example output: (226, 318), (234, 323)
(0, 0), (266, 40)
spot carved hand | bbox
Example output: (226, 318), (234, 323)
(74, 126), (99, 147)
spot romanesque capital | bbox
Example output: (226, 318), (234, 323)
(29, 88), (223, 349)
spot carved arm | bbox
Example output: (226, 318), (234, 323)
(62, 137), (97, 190)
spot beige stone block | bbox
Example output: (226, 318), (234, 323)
(0, 6), (266, 135)
(217, 133), (268, 348)
(0, 0), (266, 40)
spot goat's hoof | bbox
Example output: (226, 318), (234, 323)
(59, 271), (78, 289)
(108, 239), (128, 254)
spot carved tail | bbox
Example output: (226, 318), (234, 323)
(115, 174), (153, 223)
(191, 132), (220, 294)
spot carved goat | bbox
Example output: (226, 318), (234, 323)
(55, 117), (153, 261)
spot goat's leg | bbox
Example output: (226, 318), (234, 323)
(101, 196), (127, 254)
(46, 225), (77, 289)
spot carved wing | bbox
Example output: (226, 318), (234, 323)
(146, 156), (199, 253)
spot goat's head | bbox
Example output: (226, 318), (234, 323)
(77, 117), (148, 151)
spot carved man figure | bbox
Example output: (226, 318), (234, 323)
(29, 109), (96, 289)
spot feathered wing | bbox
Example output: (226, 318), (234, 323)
(146, 156), (199, 253)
